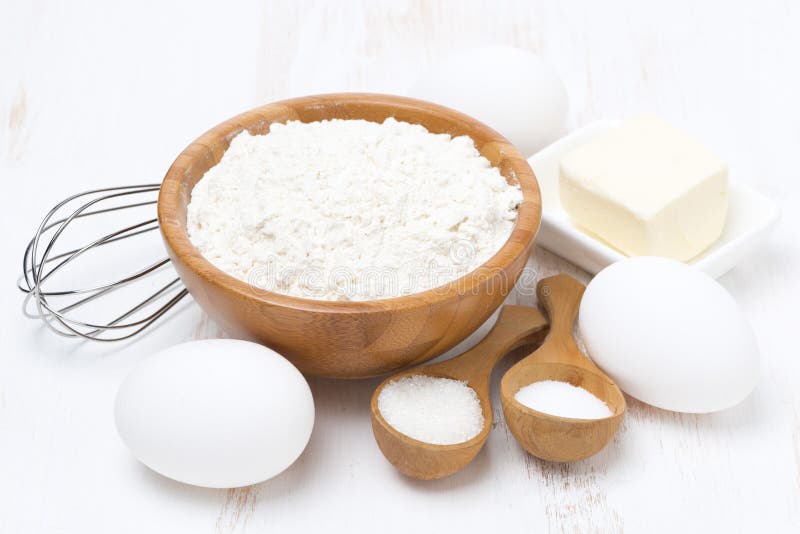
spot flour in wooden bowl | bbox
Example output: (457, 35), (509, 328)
(186, 118), (522, 301)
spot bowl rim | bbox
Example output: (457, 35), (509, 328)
(158, 93), (541, 313)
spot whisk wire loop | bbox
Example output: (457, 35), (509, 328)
(19, 184), (189, 341)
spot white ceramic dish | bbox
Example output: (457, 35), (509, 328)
(528, 120), (780, 278)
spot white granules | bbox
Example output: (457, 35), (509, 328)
(186, 118), (522, 301)
(377, 375), (484, 445)
(515, 380), (612, 419)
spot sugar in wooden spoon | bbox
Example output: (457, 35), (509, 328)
(500, 274), (625, 462)
(370, 305), (549, 480)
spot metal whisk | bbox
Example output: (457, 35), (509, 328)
(18, 184), (189, 341)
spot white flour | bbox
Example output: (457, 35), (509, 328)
(187, 118), (522, 301)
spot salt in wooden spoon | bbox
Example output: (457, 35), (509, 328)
(500, 274), (625, 462)
(370, 305), (549, 480)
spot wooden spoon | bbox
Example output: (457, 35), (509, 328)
(500, 274), (625, 462)
(370, 305), (549, 480)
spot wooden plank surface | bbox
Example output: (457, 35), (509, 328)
(1, 1), (798, 532)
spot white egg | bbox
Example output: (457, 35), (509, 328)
(408, 46), (568, 157)
(579, 257), (759, 413)
(115, 339), (314, 488)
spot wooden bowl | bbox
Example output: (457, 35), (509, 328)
(158, 93), (541, 378)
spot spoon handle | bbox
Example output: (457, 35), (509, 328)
(536, 275), (584, 339)
(432, 305), (548, 389)
(536, 274), (604, 371)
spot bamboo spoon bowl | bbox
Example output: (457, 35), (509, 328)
(371, 305), (549, 479)
(158, 93), (541, 378)
(500, 275), (625, 462)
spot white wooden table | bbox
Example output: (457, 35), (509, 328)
(2, 1), (798, 532)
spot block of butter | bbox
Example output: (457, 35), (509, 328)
(559, 115), (728, 261)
